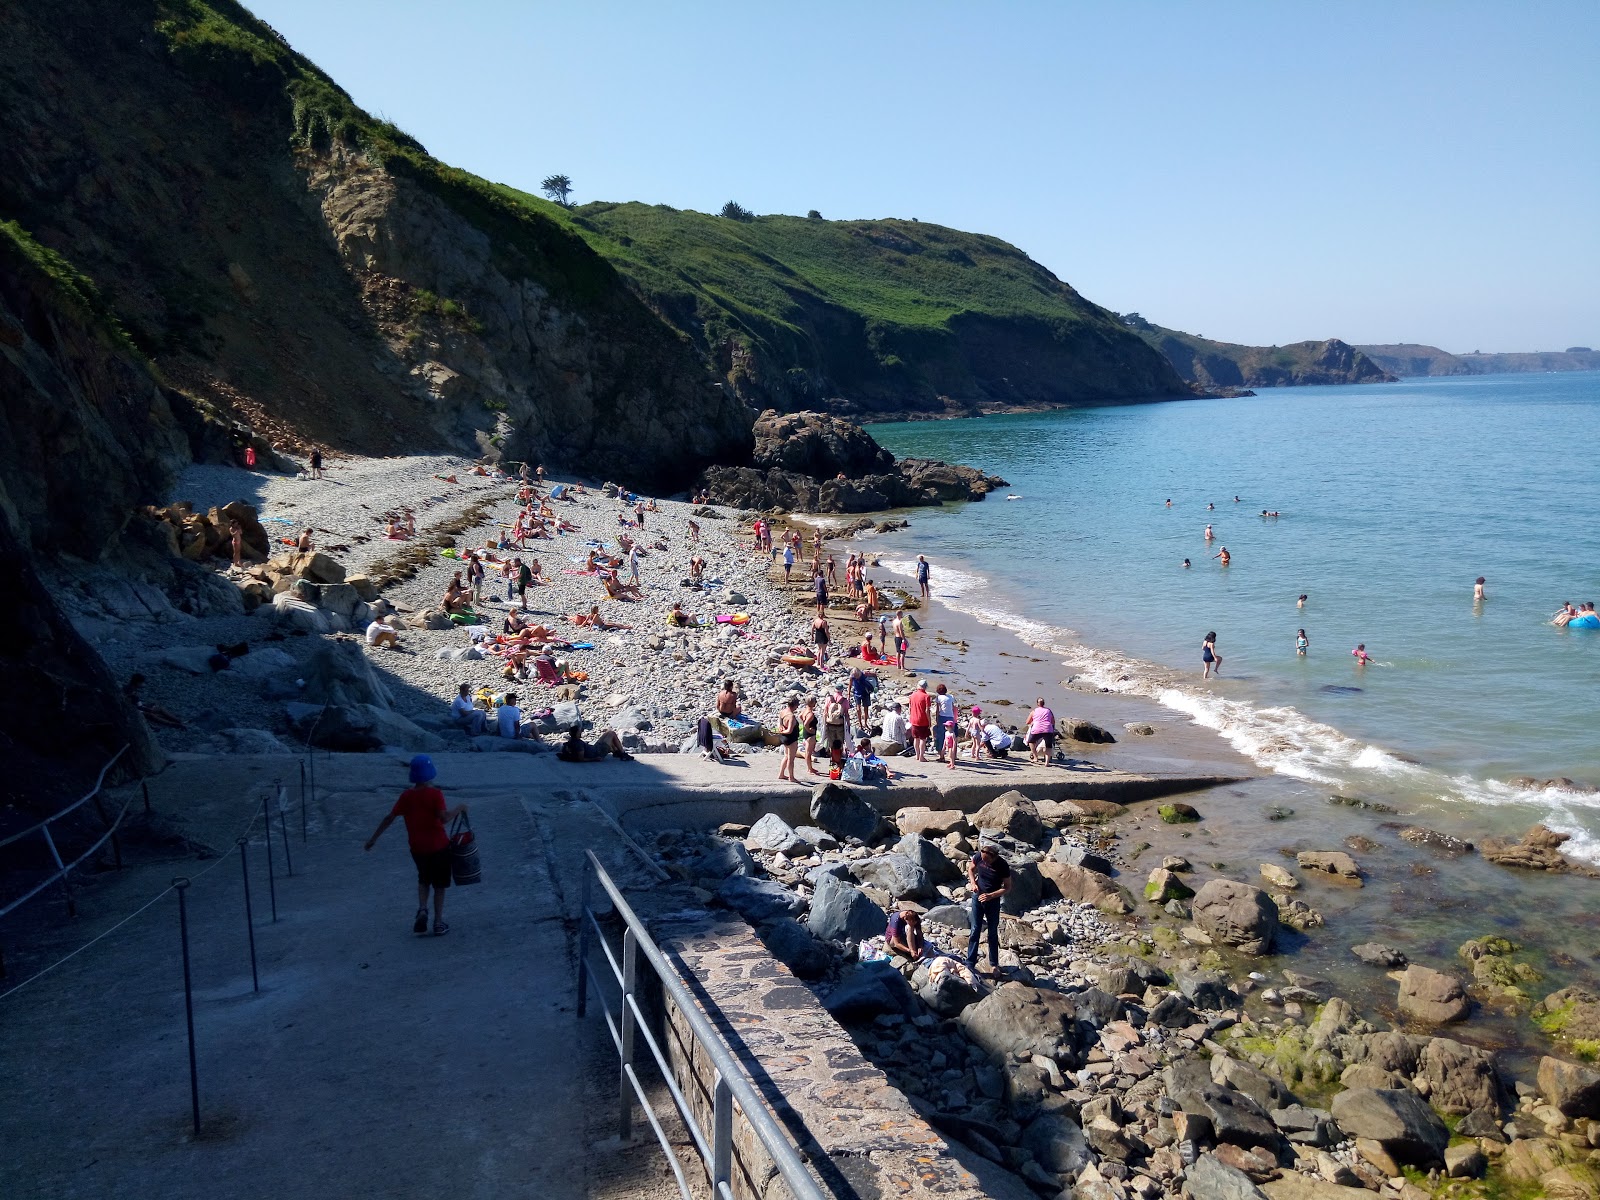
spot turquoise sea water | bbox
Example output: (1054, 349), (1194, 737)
(870, 372), (1600, 862)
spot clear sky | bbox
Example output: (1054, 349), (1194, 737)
(246, 0), (1597, 352)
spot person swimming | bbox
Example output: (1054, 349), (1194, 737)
(1474, 576), (1486, 602)
(1213, 547), (1230, 566)
(1297, 594), (1307, 608)
(1352, 644), (1373, 666)
(1296, 629), (1308, 656)
(1204, 524), (1214, 540)
(1165, 498), (1172, 507)
(1182, 558), (1191, 568)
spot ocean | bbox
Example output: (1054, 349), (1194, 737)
(869, 371), (1600, 865)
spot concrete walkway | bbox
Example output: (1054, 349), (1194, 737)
(0, 758), (687, 1200)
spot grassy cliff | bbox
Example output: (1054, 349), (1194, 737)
(503, 198), (1189, 419)
(1119, 314), (1395, 389)
(1358, 343), (1600, 377)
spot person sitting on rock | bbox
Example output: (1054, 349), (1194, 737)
(557, 726), (634, 762)
(715, 679), (742, 720)
(494, 693), (539, 740)
(504, 607), (527, 635)
(297, 528), (314, 552)
(367, 615), (401, 650)
(886, 908), (927, 962)
(881, 702), (909, 752)
(667, 602), (691, 628)
(450, 682), (487, 736)
(442, 572), (471, 615)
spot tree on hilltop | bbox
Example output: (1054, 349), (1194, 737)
(720, 201), (754, 222)
(540, 174), (573, 208)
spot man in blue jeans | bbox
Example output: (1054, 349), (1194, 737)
(965, 841), (1012, 976)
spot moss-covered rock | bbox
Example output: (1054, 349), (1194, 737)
(1158, 803), (1200, 824)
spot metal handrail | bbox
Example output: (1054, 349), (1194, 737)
(578, 850), (828, 1200)
(0, 746), (128, 848)
(0, 747), (132, 921)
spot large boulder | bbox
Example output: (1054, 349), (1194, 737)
(756, 917), (830, 980)
(823, 961), (915, 1020)
(913, 957), (983, 1017)
(1165, 1060), (1280, 1149)
(1397, 964), (1470, 1024)
(851, 853), (936, 902)
(1296, 851), (1363, 882)
(1000, 860), (1046, 915)
(271, 592), (329, 633)
(1049, 842), (1115, 876)
(1417, 1037), (1501, 1115)
(894, 832), (961, 884)
(972, 791), (1044, 844)
(1328, 1087), (1449, 1167)
(289, 550), (345, 584)
(959, 982), (1079, 1062)
(806, 874), (886, 943)
(1536, 1055), (1600, 1118)
(1062, 718), (1116, 744)
(895, 807), (969, 837)
(1192, 880), (1279, 956)
(716, 875), (805, 924)
(1186, 1153), (1269, 1200)
(1019, 1113), (1091, 1177)
(1038, 859), (1134, 915)
(747, 813), (809, 856)
(355, 705), (445, 752)
(809, 782), (882, 842)
(300, 639), (393, 708)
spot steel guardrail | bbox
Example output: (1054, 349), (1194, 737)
(578, 849), (828, 1200)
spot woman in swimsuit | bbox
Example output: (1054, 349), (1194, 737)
(1474, 577), (1486, 603)
(1213, 547), (1230, 567)
(1202, 632), (1220, 679)
(812, 611), (831, 666)
(1296, 629), (1308, 656)
(777, 697), (800, 782)
(800, 697), (820, 775)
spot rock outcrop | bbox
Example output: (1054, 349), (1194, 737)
(699, 410), (1006, 514)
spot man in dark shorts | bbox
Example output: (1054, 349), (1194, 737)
(965, 841), (1012, 976)
(364, 755), (467, 936)
(557, 726), (635, 762)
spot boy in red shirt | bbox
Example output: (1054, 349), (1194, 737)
(364, 755), (468, 936)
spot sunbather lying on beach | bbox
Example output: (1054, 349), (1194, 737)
(575, 604), (630, 631)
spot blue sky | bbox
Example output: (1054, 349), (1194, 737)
(247, 1), (1597, 352)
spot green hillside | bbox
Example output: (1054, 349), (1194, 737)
(1358, 343), (1600, 377)
(1119, 314), (1395, 389)
(500, 197), (1187, 419)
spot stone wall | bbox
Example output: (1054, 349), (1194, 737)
(641, 895), (997, 1200)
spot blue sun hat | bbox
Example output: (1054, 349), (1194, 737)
(408, 754), (437, 784)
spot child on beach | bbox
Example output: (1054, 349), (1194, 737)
(1296, 629), (1308, 655)
(1352, 644), (1373, 666)
(965, 706), (986, 762)
(1202, 632), (1220, 679)
(363, 755), (467, 937)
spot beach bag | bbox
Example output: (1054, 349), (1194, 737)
(449, 814), (482, 886)
(842, 757), (865, 784)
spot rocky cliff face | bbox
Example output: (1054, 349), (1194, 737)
(0, 240), (170, 801)
(700, 411), (1006, 513)
(0, 0), (749, 490)
(1121, 315), (1396, 389)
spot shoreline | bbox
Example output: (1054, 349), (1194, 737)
(55, 456), (1600, 1061)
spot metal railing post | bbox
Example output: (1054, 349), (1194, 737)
(143, 779), (152, 815)
(619, 926), (637, 1143)
(299, 760), (307, 844)
(261, 797), (278, 923)
(39, 826), (76, 917)
(275, 782), (293, 877)
(174, 878), (200, 1137)
(712, 1072), (733, 1194)
(576, 864), (591, 1018)
(238, 839), (259, 993)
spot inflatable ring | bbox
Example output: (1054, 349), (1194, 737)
(781, 653), (816, 668)
(1570, 614), (1600, 629)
